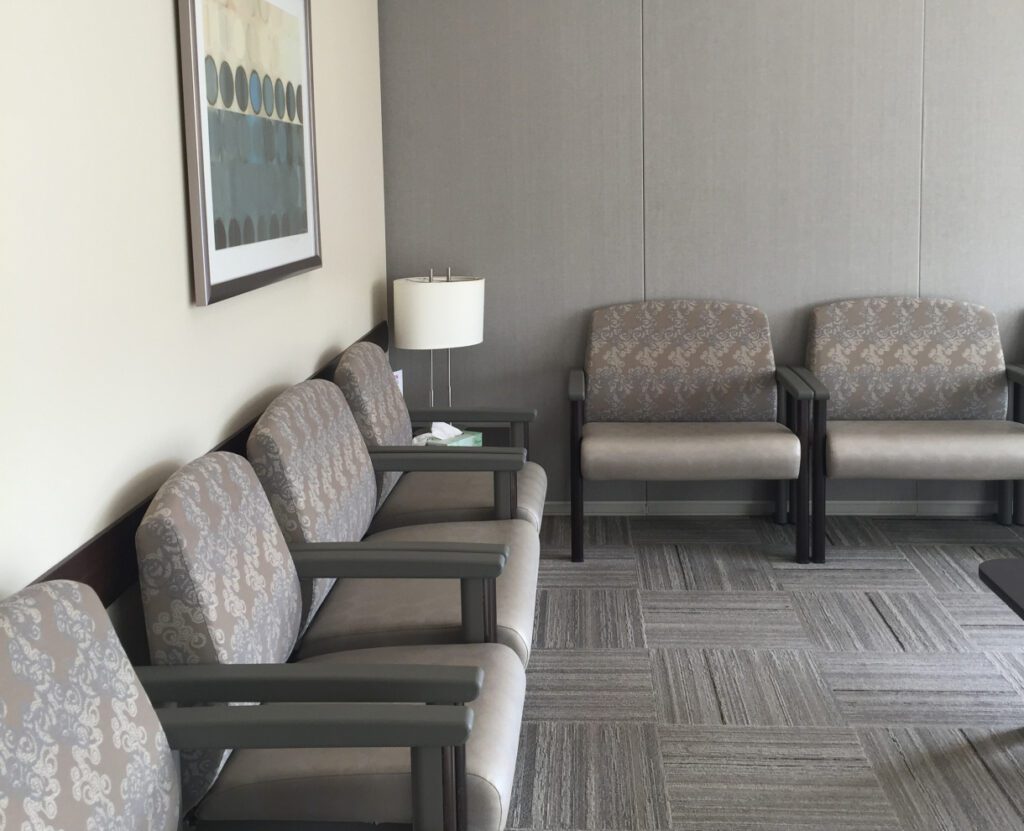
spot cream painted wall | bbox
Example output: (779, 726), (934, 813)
(0, 0), (386, 594)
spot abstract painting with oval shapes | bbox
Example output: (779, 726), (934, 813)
(179, 0), (320, 304)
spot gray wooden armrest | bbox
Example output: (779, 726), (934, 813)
(137, 662), (483, 706)
(158, 701), (473, 750)
(1007, 366), (1024, 424)
(775, 367), (813, 401)
(568, 368), (586, 402)
(289, 541), (507, 579)
(791, 366), (830, 401)
(369, 446), (526, 472)
(408, 407), (536, 424)
(290, 542), (504, 644)
(1007, 364), (1024, 387)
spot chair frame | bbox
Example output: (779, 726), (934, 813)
(405, 407), (537, 523)
(289, 540), (506, 643)
(136, 533), (509, 831)
(334, 341), (537, 524)
(568, 367), (815, 564)
(138, 535), (508, 829)
(796, 363), (1024, 564)
(369, 445), (527, 521)
(138, 661), (481, 831)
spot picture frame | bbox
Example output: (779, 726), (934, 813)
(178, 0), (321, 305)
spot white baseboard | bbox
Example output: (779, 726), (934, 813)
(543, 499), (999, 518)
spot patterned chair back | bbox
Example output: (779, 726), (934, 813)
(807, 297), (1007, 420)
(136, 451), (302, 810)
(585, 300), (779, 422)
(334, 342), (413, 506)
(0, 581), (180, 831)
(247, 380), (378, 627)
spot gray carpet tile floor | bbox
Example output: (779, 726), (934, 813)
(510, 515), (1024, 831)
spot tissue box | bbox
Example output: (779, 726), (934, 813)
(425, 430), (482, 447)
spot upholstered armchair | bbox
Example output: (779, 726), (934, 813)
(335, 342), (547, 533)
(568, 300), (814, 563)
(246, 380), (540, 667)
(798, 296), (1024, 564)
(2, 580), (481, 831)
(135, 451), (526, 831)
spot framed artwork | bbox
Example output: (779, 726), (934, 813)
(178, 0), (321, 305)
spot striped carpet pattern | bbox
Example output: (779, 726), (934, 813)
(509, 516), (1024, 831)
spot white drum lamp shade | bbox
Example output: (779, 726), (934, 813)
(393, 276), (485, 350)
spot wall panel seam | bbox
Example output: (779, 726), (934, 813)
(915, 0), (927, 513)
(641, 0), (648, 512)
(917, 0), (928, 300)
(641, 0), (647, 305)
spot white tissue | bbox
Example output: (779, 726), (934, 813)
(412, 422), (464, 445)
(430, 422), (463, 440)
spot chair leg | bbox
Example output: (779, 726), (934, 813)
(1015, 385), (1024, 525)
(570, 468), (583, 562)
(570, 401), (584, 563)
(570, 492), (583, 562)
(775, 480), (788, 524)
(493, 471), (514, 521)
(795, 399), (811, 564)
(411, 746), (457, 831)
(786, 395), (797, 525)
(998, 480), (1013, 526)
(811, 398), (828, 564)
(455, 746), (468, 831)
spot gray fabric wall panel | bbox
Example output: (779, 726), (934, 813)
(642, 0), (925, 365)
(642, 0), (924, 506)
(379, 0), (644, 501)
(913, 0), (1024, 504)
(380, 0), (1022, 509)
(920, 0), (1024, 362)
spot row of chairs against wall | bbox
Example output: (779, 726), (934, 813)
(568, 296), (1024, 564)
(3, 341), (550, 831)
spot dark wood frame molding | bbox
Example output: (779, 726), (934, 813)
(34, 321), (388, 605)
(179, 0), (323, 306)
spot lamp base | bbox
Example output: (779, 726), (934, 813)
(427, 348), (454, 408)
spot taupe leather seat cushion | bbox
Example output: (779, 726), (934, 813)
(369, 462), (547, 533)
(827, 420), (1024, 480)
(581, 422), (801, 481)
(298, 520), (539, 666)
(196, 643), (525, 831)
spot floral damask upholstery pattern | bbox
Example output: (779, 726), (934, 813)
(0, 581), (179, 831)
(136, 451), (302, 810)
(585, 300), (779, 423)
(334, 342), (413, 506)
(807, 297), (1007, 420)
(247, 380), (378, 628)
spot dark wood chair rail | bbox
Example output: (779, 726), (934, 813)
(33, 321), (389, 605)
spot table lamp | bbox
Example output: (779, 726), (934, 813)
(393, 268), (485, 406)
